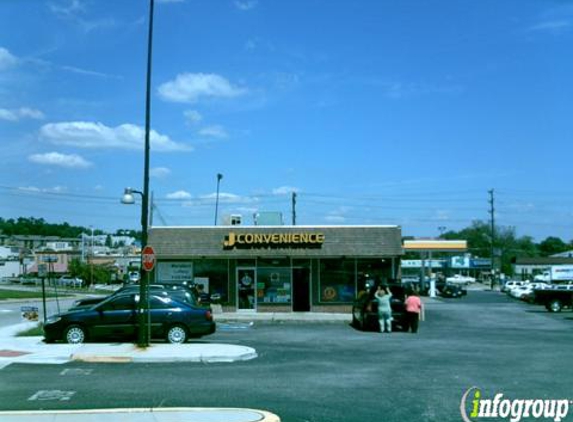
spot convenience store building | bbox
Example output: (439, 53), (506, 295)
(148, 225), (403, 313)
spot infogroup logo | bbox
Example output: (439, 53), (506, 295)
(460, 387), (571, 422)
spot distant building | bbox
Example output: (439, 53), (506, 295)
(550, 250), (573, 258)
(512, 257), (573, 279)
(0, 246), (19, 260)
(253, 212), (284, 226)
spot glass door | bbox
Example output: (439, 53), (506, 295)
(237, 268), (256, 311)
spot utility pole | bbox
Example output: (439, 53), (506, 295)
(291, 192), (297, 225)
(150, 191), (154, 227)
(214, 173), (223, 226)
(488, 189), (495, 290)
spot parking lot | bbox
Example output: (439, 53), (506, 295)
(0, 290), (571, 422)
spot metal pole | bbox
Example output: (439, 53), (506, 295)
(41, 276), (47, 323)
(489, 189), (495, 290)
(214, 173), (223, 225)
(292, 192), (297, 225)
(138, 0), (155, 348)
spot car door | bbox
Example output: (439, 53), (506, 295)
(148, 295), (179, 339)
(91, 295), (137, 340)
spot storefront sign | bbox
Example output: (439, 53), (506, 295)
(156, 262), (193, 282)
(223, 232), (325, 249)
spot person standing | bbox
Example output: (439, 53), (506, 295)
(404, 290), (423, 333)
(375, 285), (393, 333)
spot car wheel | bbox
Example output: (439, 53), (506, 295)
(351, 314), (359, 328)
(64, 325), (86, 344)
(166, 325), (188, 344)
(548, 300), (562, 313)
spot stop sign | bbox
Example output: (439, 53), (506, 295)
(141, 245), (156, 272)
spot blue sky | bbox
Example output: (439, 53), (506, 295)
(1, 0), (572, 241)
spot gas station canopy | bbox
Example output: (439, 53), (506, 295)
(403, 240), (467, 253)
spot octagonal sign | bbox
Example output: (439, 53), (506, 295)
(141, 245), (156, 272)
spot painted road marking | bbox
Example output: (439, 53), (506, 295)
(60, 368), (93, 376)
(28, 390), (76, 401)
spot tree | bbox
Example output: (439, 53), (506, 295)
(538, 236), (569, 257)
(68, 258), (115, 286)
(442, 220), (538, 276)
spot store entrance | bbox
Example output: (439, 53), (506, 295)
(237, 268), (256, 311)
(292, 267), (310, 312)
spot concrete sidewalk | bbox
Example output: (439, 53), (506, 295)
(0, 407), (280, 422)
(0, 322), (257, 367)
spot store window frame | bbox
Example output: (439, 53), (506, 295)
(317, 257), (357, 304)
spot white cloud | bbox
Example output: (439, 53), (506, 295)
(166, 190), (192, 199)
(200, 192), (257, 204)
(48, 0), (86, 18)
(0, 47), (18, 71)
(529, 20), (571, 33)
(324, 215), (346, 223)
(40, 121), (192, 152)
(158, 73), (247, 103)
(235, 1), (258, 11)
(19, 185), (69, 193)
(272, 186), (300, 195)
(0, 107), (45, 121)
(48, 0), (115, 33)
(61, 65), (121, 79)
(184, 110), (203, 125)
(324, 206), (353, 224)
(150, 167), (171, 178)
(28, 152), (92, 169)
(198, 125), (228, 139)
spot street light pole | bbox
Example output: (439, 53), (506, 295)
(135, 0), (155, 348)
(214, 173), (223, 225)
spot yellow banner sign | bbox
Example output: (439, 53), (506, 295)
(224, 232), (325, 249)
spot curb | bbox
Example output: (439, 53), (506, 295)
(0, 407), (281, 422)
(71, 349), (259, 364)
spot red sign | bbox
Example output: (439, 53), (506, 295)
(141, 246), (156, 272)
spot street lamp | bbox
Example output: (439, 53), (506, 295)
(214, 173), (223, 226)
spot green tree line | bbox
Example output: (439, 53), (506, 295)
(0, 217), (141, 240)
(440, 220), (573, 275)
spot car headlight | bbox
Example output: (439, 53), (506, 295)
(45, 316), (61, 325)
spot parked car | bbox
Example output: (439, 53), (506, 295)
(509, 284), (532, 299)
(532, 284), (573, 312)
(439, 283), (467, 298)
(44, 292), (215, 344)
(445, 274), (476, 285)
(128, 271), (140, 284)
(351, 284), (407, 332)
(511, 282), (550, 301)
(69, 284), (198, 310)
(57, 277), (84, 288)
(501, 280), (528, 293)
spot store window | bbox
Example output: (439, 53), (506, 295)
(356, 259), (390, 293)
(319, 258), (356, 303)
(257, 258), (291, 304)
(193, 259), (229, 303)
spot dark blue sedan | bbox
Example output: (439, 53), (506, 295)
(43, 293), (215, 344)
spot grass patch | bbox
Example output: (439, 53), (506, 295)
(0, 289), (70, 300)
(17, 324), (43, 337)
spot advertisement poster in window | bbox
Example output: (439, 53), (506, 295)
(156, 262), (193, 283)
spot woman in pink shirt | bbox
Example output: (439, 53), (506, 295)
(404, 291), (423, 333)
